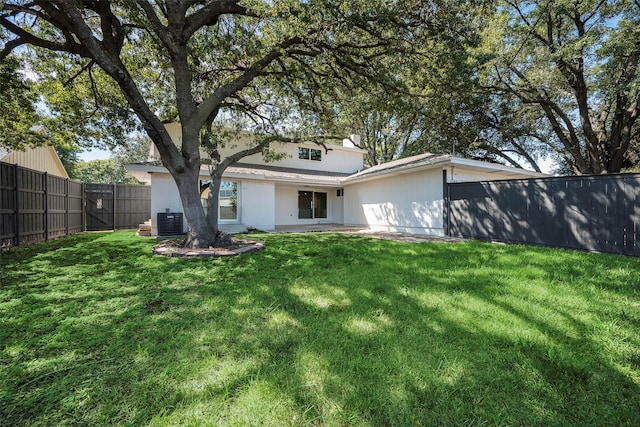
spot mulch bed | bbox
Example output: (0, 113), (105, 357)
(152, 238), (264, 257)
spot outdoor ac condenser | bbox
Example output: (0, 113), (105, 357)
(157, 212), (183, 236)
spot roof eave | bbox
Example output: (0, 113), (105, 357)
(449, 157), (548, 178)
(342, 156), (452, 184)
(125, 163), (344, 187)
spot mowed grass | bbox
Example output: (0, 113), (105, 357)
(1, 232), (639, 426)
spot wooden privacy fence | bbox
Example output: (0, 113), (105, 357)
(1, 161), (150, 248)
(446, 173), (640, 256)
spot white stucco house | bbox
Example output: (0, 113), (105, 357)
(126, 123), (546, 236)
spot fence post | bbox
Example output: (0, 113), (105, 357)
(13, 163), (20, 246)
(44, 172), (49, 241)
(82, 182), (86, 232)
(65, 178), (69, 237)
(113, 183), (117, 230)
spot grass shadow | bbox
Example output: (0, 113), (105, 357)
(1, 232), (639, 425)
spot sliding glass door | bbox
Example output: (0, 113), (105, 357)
(298, 191), (327, 219)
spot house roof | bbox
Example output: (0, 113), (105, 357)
(0, 145), (70, 179)
(126, 152), (547, 187)
(126, 161), (351, 186)
(343, 152), (547, 183)
(224, 162), (351, 185)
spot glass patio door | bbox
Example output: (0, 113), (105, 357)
(298, 191), (327, 219)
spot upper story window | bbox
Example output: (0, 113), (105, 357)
(298, 147), (321, 161)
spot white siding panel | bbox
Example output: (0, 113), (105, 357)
(160, 123), (364, 174)
(331, 188), (344, 224)
(344, 169), (445, 235)
(241, 180), (275, 230)
(275, 186), (298, 225)
(150, 174), (184, 234)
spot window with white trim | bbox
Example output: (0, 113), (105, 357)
(298, 147), (321, 161)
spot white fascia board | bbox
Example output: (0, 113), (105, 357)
(125, 163), (167, 174)
(449, 157), (548, 178)
(342, 158), (451, 184)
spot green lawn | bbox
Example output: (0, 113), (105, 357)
(1, 232), (639, 426)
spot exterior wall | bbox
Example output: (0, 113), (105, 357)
(160, 123), (364, 174)
(344, 169), (445, 235)
(331, 188), (344, 224)
(241, 142), (364, 174)
(150, 173), (185, 235)
(149, 173), (278, 233)
(275, 184), (343, 226)
(240, 180), (275, 230)
(1, 145), (69, 178)
(275, 186), (299, 225)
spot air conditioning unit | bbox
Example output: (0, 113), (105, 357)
(157, 212), (183, 236)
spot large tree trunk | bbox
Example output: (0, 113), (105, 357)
(206, 168), (223, 235)
(170, 166), (215, 248)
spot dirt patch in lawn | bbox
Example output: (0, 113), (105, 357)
(347, 231), (467, 243)
(152, 238), (264, 257)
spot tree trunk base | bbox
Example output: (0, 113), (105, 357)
(211, 231), (232, 248)
(183, 231), (232, 249)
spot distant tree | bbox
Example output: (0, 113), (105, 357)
(0, 57), (45, 150)
(111, 135), (152, 167)
(481, 0), (640, 174)
(72, 159), (138, 184)
(305, 2), (487, 167)
(54, 144), (82, 177)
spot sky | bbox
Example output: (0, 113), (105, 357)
(80, 147), (112, 162)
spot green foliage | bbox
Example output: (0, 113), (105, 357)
(28, 52), (142, 151)
(71, 159), (138, 184)
(54, 144), (82, 177)
(110, 134), (152, 167)
(0, 58), (46, 150)
(1, 232), (639, 425)
(480, 0), (640, 174)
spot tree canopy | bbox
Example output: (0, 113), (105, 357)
(0, 56), (45, 149)
(1, 0), (451, 247)
(480, 0), (640, 174)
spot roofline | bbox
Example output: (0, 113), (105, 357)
(126, 153), (548, 187)
(47, 145), (70, 179)
(342, 154), (547, 184)
(449, 157), (548, 178)
(342, 155), (452, 184)
(162, 122), (368, 155)
(125, 163), (345, 187)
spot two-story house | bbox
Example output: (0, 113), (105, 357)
(127, 123), (546, 236)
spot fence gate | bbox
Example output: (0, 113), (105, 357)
(85, 183), (115, 231)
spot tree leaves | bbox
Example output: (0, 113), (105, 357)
(0, 57), (46, 150)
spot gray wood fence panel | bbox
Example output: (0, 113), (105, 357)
(68, 181), (84, 235)
(1, 161), (149, 248)
(17, 167), (46, 246)
(448, 174), (640, 256)
(115, 184), (151, 230)
(0, 162), (16, 247)
(47, 174), (68, 240)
